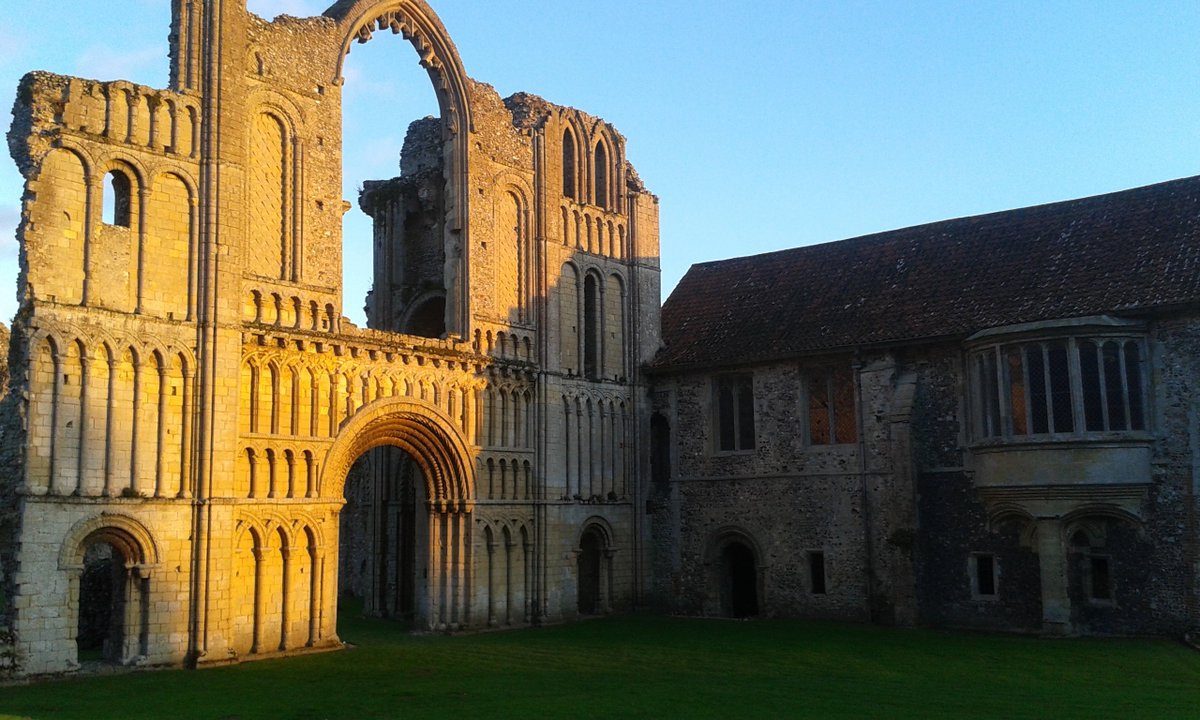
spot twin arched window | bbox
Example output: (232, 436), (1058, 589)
(562, 128), (613, 210)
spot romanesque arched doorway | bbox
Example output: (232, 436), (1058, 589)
(322, 397), (476, 632)
(77, 540), (126, 663)
(340, 446), (425, 625)
(577, 522), (612, 615)
(60, 516), (159, 667)
(704, 529), (762, 619)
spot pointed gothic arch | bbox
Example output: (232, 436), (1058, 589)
(326, 0), (475, 336)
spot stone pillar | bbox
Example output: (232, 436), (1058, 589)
(76, 354), (91, 496)
(504, 535), (513, 626)
(154, 363), (168, 497)
(307, 545), (319, 646)
(279, 544), (291, 651)
(178, 367), (194, 498)
(486, 534), (496, 627)
(1036, 518), (1072, 635)
(251, 547), (264, 654)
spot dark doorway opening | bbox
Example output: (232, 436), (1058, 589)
(77, 542), (123, 663)
(339, 446), (427, 626)
(719, 542), (758, 618)
(577, 528), (605, 615)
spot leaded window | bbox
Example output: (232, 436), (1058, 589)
(715, 374), (755, 452)
(972, 335), (1147, 440)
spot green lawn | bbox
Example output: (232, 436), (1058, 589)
(2, 608), (1198, 719)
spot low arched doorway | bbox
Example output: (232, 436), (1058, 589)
(704, 528), (762, 619)
(61, 517), (158, 666)
(77, 541), (125, 663)
(576, 523), (612, 615)
(577, 529), (602, 614)
(719, 541), (759, 618)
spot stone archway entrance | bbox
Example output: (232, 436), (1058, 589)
(577, 530), (602, 614)
(61, 517), (158, 667)
(323, 397), (477, 632)
(340, 446), (426, 625)
(577, 525), (612, 615)
(77, 541), (126, 663)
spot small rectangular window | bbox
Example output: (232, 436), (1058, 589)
(809, 551), (826, 594)
(972, 553), (996, 597)
(1089, 556), (1112, 601)
(715, 375), (755, 452)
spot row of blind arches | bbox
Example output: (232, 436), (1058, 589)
(27, 333), (195, 499)
(232, 520), (326, 656)
(239, 358), (533, 452)
(239, 359), (479, 443)
(559, 265), (627, 380)
(480, 521), (533, 627)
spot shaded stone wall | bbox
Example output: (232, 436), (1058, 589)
(655, 354), (917, 622)
(658, 318), (1199, 636)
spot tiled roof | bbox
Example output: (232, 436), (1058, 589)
(655, 175), (1200, 371)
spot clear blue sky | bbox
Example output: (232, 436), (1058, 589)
(2, 0), (1199, 326)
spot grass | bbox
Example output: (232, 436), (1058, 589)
(2, 606), (1198, 720)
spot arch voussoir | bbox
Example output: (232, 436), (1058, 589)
(321, 396), (475, 508)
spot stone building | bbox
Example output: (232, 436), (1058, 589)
(2, 0), (1198, 684)
(1, 0), (659, 675)
(649, 177), (1200, 635)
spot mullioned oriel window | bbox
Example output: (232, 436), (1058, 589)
(973, 336), (1146, 440)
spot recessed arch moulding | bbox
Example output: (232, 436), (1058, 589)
(3, 0), (661, 675)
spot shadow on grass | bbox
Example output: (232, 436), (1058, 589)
(2, 605), (1198, 720)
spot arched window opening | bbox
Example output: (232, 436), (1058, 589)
(103, 170), (133, 227)
(406, 296), (446, 338)
(562, 129), (577, 200)
(719, 541), (758, 618)
(339, 26), (443, 329)
(593, 141), (608, 209)
(583, 274), (599, 380)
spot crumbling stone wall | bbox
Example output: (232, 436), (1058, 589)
(3, 0), (661, 677)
